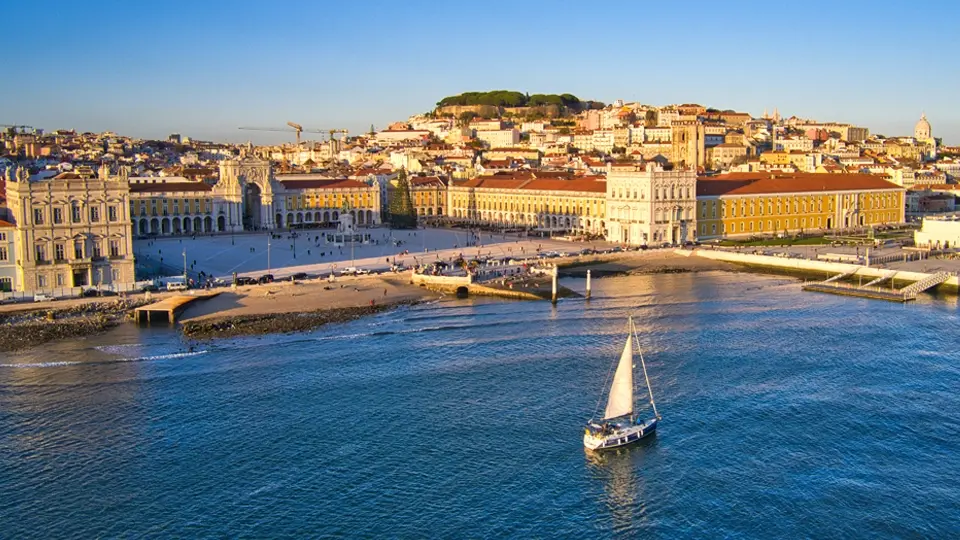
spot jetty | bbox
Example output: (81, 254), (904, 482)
(134, 293), (220, 324)
(688, 249), (957, 302)
(803, 271), (950, 302)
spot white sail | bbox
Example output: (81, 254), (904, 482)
(603, 334), (634, 419)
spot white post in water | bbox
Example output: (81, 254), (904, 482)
(551, 265), (558, 304)
(586, 269), (592, 299)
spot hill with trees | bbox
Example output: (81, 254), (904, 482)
(436, 91), (604, 112)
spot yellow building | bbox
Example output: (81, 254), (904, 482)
(696, 172), (905, 239)
(447, 171), (607, 233)
(409, 176), (447, 219)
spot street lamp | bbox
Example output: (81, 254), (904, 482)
(267, 235), (271, 274)
(182, 248), (187, 284)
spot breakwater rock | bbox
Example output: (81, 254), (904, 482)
(181, 300), (419, 340)
(0, 299), (152, 352)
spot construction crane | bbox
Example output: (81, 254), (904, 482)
(238, 124), (348, 147)
(0, 124), (34, 135)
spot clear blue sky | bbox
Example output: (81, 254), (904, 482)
(3, 0), (957, 145)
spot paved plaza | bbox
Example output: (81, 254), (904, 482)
(134, 227), (614, 280)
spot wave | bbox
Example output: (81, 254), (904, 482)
(0, 360), (83, 368)
(0, 350), (208, 369)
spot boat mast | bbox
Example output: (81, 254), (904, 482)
(629, 316), (637, 423)
(632, 317), (660, 420)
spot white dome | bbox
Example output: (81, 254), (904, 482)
(915, 113), (931, 139)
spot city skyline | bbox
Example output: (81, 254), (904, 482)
(3, 1), (957, 144)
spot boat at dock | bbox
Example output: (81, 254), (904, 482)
(584, 316), (661, 451)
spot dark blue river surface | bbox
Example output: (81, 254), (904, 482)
(1, 272), (959, 538)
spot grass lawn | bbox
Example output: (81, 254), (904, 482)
(717, 236), (836, 247)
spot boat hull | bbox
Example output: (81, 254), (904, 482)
(583, 418), (657, 451)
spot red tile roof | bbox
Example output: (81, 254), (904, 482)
(130, 182), (213, 193)
(460, 173), (605, 193)
(697, 172), (901, 197)
(410, 176), (447, 187)
(0, 219), (14, 228)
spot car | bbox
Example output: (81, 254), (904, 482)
(340, 267), (358, 276)
(82, 288), (118, 297)
(235, 276), (257, 286)
(33, 293), (53, 302)
(166, 282), (188, 291)
(611, 246), (624, 253)
(290, 272), (309, 281)
(258, 274), (275, 284)
(140, 284), (159, 293)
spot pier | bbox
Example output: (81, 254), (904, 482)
(135, 293), (220, 324)
(802, 271), (951, 302)
(690, 249), (958, 302)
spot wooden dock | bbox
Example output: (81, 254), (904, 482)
(803, 271), (951, 303)
(135, 293), (220, 324)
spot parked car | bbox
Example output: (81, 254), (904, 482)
(140, 284), (159, 293)
(258, 274), (274, 284)
(290, 272), (308, 281)
(235, 276), (257, 286)
(166, 281), (188, 291)
(81, 288), (116, 297)
(33, 293), (53, 302)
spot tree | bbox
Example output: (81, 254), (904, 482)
(387, 169), (417, 228)
(458, 111), (479, 126)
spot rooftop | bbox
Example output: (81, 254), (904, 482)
(697, 172), (901, 197)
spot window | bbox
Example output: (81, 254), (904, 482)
(56, 273), (65, 287)
(55, 243), (65, 261)
(71, 202), (81, 223)
(34, 209), (44, 225)
(110, 240), (120, 257)
(112, 269), (120, 282)
(35, 245), (46, 262)
(139, 201), (146, 216)
(92, 241), (102, 258)
(74, 241), (84, 259)
(53, 208), (63, 224)
(90, 207), (100, 223)
(108, 206), (118, 221)
(37, 275), (46, 289)
(0, 277), (11, 292)
(0, 247), (6, 261)
(712, 224), (717, 234)
(0, 232), (5, 241)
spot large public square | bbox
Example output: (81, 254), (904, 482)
(134, 227), (613, 281)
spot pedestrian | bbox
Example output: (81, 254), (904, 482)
(383, 288), (387, 297)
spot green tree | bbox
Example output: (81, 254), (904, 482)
(387, 169), (417, 228)
(458, 111), (479, 126)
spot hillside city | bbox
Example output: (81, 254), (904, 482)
(0, 94), (957, 296)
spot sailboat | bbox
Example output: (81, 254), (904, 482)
(584, 316), (661, 451)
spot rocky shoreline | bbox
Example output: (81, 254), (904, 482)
(0, 299), (153, 352)
(180, 299), (421, 340)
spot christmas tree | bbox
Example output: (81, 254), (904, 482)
(387, 169), (417, 228)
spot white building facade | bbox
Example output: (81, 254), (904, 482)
(604, 163), (697, 246)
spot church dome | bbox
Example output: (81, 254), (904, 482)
(915, 113), (932, 140)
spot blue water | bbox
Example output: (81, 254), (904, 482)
(1, 272), (959, 538)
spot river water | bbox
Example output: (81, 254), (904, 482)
(1, 272), (958, 538)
